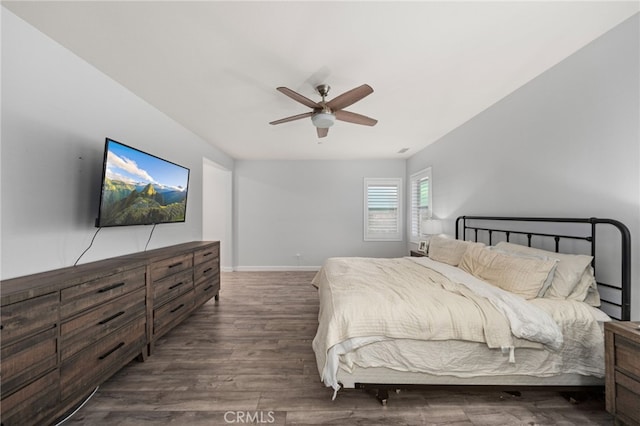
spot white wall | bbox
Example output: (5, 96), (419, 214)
(1, 8), (234, 279)
(234, 160), (407, 270)
(408, 14), (640, 319)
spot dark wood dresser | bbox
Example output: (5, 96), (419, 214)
(605, 320), (640, 426)
(0, 241), (220, 426)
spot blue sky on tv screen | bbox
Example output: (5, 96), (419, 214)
(105, 140), (189, 191)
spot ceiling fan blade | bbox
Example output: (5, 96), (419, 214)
(269, 112), (314, 125)
(317, 127), (329, 138)
(326, 84), (374, 111)
(276, 87), (321, 109)
(335, 110), (378, 126)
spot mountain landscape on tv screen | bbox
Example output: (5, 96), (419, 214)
(99, 178), (187, 226)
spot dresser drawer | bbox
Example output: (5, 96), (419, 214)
(615, 334), (640, 379)
(150, 253), (193, 282)
(153, 269), (193, 307)
(194, 259), (219, 287)
(194, 279), (219, 307)
(60, 287), (146, 361)
(1, 292), (58, 344)
(615, 373), (640, 425)
(0, 327), (57, 398)
(605, 321), (640, 423)
(153, 289), (194, 338)
(60, 315), (146, 401)
(60, 267), (145, 318)
(194, 245), (219, 266)
(0, 368), (59, 426)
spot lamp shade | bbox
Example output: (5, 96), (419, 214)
(311, 112), (336, 128)
(421, 219), (443, 235)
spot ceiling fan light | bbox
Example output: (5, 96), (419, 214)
(311, 112), (336, 128)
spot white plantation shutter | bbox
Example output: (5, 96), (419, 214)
(364, 178), (402, 241)
(409, 168), (432, 243)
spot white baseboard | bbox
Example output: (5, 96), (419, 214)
(221, 266), (234, 273)
(233, 265), (321, 272)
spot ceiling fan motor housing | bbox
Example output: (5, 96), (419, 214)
(316, 84), (331, 98)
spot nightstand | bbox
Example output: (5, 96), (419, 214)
(605, 321), (640, 425)
(410, 250), (426, 257)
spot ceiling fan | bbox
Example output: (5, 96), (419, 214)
(269, 84), (378, 138)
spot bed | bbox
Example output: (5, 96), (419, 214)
(311, 216), (632, 404)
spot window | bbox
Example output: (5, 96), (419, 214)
(364, 178), (403, 241)
(409, 168), (432, 243)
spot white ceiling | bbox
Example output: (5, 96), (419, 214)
(4, 1), (639, 160)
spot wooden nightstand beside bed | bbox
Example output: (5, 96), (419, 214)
(605, 321), (640, 426)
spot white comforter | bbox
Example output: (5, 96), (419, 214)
(312, 256), (604, 393)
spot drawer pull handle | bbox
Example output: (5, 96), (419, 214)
(170, 303), (185, 313)
(168, 262), (183, 269)
(98, 311), (125, 325)
(169, 282), (184, 290)
(99, 342), (125, 360)
(203, 251), (213, 257)
(98, 282), (125, 293)
(204, 285), (214, 291)
(203, 268), (213, 274)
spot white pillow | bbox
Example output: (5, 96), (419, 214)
(568, 266), (600, 307)
(491, 246), (558, 298)
(459, 244), (558, 300)
(428, 236), (483, 266)
(494, 242), (593, 300)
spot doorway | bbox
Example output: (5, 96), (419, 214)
(202, 158), (232, 271)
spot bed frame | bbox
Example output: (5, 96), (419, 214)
(345, 216), (632, 404)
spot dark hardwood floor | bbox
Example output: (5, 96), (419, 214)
(66, 271), (614, 425)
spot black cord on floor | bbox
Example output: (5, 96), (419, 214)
(53, 385), (99, 426)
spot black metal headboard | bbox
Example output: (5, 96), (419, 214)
(455, 216), (631, 321)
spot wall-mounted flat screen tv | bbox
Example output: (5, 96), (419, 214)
(96, 138), (190, 227)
